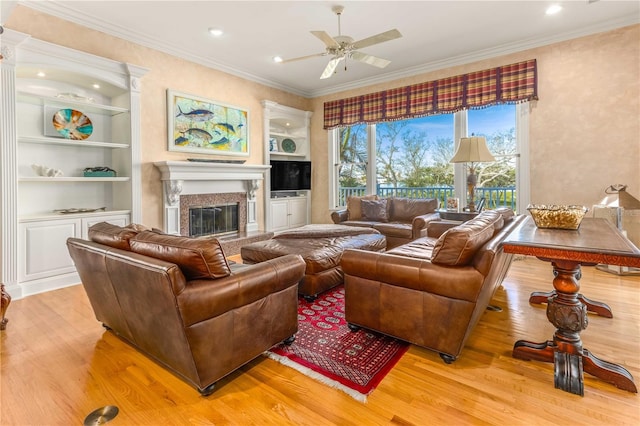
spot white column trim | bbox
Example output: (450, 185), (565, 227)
(0, 30), (31, 298)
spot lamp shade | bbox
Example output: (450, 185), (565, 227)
(450, 136), (496, 163)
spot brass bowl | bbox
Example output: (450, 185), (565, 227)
(527, 204), (589, 230)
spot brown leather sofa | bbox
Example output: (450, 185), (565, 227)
(67, 222), (306, 395)
(341, 208), (524, 363)
(331, 195), (440, 249)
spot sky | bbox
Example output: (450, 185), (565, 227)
(403, 104), (516, 141)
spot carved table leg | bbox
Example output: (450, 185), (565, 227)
(1, 283), (10, 331)
(529, 265), (613, 317)
(529, 290), (613, 318)
(514, 260), (636, 395)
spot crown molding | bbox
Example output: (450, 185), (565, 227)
(308, 15), (640, 98)
(17, 1), (640, 99)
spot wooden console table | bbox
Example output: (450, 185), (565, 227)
(502, 216), (639, 396)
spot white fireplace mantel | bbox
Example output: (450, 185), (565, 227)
(153, 161), (271, 234)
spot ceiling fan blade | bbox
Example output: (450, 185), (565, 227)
(352, 29), (402, 50)
(280, 52), (326, 63)
(351, 51), (391, 68)
(311, 31), (340, 49)
(320, 57), (344, 79)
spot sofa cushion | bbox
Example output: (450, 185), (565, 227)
(361, 198), (390, 222)
(431, 211), (501, 266)
(386, 236), (438, 260)
(88, 222), (146, 251)
(390, 197), (438, 222)
(347, 194), (378, 220)
(130, 231), (231, 280)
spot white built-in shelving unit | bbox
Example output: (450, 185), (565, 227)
(261, 100), (312, 232)
(0, 29), (147, 299)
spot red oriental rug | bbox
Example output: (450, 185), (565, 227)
(266, 285), (409, 402)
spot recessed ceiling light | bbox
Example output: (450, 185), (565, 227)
(208, 27), (223, 37)
(273, 56), (283, 63)
(36, 71), (46, 77)
(546, 5), (562, 15)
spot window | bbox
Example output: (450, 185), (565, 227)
(468, 104), (517, 210)
(329, 104), (529, 212)
(375, 115), (454, 201)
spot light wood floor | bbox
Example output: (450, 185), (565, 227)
(1, 257), (639, 425)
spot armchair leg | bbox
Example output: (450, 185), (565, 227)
(347, 323), (361, 332)
(199, 382), (216, 396)
(283, 335), (296, 345)
(440, 353), (457, 364)
(302, 294), (317, 303)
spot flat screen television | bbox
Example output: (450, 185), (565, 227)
(270, 160), (311, 191)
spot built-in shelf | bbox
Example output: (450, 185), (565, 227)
(17, 90), (129, 116)
(18, 135), (130, 149)
(19, 209), (131, 222)
(270, 152), (307, 158)
(19, 177), (130, 182)
(269, 131), (304, 138)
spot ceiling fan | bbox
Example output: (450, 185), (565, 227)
(280, 5), (402, 79)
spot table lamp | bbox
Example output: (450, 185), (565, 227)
(450, 136), (495, 212)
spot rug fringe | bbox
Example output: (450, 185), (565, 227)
(265, 351), (368, 403)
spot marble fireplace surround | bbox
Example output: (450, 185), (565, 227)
(153, 161), (271, 235)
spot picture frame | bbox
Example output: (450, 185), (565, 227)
(446, 197), (459, 212)
(167, 90), (249, 156)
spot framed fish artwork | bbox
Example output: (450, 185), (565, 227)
(167, 90), (249, 156)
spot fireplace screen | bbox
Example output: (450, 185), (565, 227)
(189, 203), (239, 237)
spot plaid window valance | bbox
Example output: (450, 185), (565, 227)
(323, 59), (538, 129)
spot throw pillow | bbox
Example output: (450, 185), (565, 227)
(431, 211), (500, 266)
(361, 198), (390, 222)
(88, 222), (142, 251)
(346, 194), (378, 220)
(130, 231), (231, 280)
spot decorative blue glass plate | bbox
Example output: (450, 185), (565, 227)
(52, 108), (93, 140)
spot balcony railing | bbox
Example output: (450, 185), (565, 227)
(339, 185), (517, 210)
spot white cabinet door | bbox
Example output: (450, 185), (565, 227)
(19, 218), (81, 282)
(269, 196), (308, 232)
(270, 199), (290, 232)
(288, 197), (308, 229)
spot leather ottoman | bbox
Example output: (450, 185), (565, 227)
(241, 225), (386, 301)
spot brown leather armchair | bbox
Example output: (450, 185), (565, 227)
(67, 223), (306, 395)
(341, 209), (524, 363)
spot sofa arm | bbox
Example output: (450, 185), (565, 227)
(177, 254), (305, 326)
(331, 209), (349, 224)
(411, 212), (441, 238)
(342, 249), (483, 301)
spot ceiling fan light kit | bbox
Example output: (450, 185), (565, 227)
(280, 5), (402, 79)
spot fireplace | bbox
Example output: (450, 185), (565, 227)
(155, 161), (270, 235)
(189, 204), (239, 237)
(180, 192), (246, 237)
(154, 161), (273, 255)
